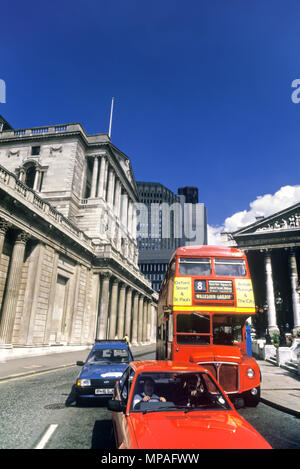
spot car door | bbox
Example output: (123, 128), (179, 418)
(114, 367), (135, 449)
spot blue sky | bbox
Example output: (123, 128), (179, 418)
(1, 0), (300, 231)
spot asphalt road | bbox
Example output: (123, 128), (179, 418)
(1, 349), (300, 450)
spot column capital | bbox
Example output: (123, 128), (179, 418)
(15, 231), (30, 244)
(0, 218), (11, 234)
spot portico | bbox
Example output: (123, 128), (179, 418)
(225, 203), (300, 337)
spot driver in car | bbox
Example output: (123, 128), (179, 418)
(133, 377), (166, 409)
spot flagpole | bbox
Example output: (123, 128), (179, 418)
(108, 97), (114, 138)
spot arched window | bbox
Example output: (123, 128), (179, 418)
(25, 165), (36, 189)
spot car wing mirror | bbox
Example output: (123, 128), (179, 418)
(107, 399), (127, 413)
(76, 361), (84, 366)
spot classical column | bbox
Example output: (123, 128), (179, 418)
(124, 287), (133, 339)
(19, 168), (26, 183)
(33, 168), (41, 191)
(97, 155), (107, 199)
(147, 300), (152, 342)
(0, 231), (29, 346)
(128, 199), (133, 235)
(289, 249), (300, 334)
(132, 203), (137, 239)
(121, 192), (128, 230)
(264, 252), (278, 334)
(107, 168), (116, 206)
(90, 156), (99, 198)
(142, 298), (148, 343)
(108, 278), (119, 339)
(114, 179), (122, 218)
(96, 272), (111, 340)
(117, 283), (126, 339)
(137, 295), (144, 344)
(131, 291), (139, 345)
(0, 218), (10, 258)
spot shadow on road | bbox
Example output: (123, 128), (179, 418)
(91, 420), (115, 449)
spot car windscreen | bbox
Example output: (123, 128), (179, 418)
(87, 348), (129, 364)
(130, 371), (230, 413)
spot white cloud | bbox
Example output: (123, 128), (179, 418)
(207, 185), (300, 246)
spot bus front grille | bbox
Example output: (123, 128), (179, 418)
(198, 362), (239, 394)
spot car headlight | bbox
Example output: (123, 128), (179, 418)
(247, 368), (255, 378)
(77, 379), (91, 387)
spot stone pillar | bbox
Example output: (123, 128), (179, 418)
(121, 192), (128, 229)
(128, 199), (133, 235)
(132, 204), (137, 239)
(142, 298), (148, 343)
(131, 291), (139, 345)
(108, 278), (119, 339)
(117, 283), (126, 339)
(289, 250), (300, 334)
(0, 218), (10, 258)
(147, 300), (152, 342)
(90, 156), (99, 198)
(114, 179), (122, 218)
(124, 287), (133, 339)
(137, 295), (144, 344)
(33, 168), (41, 191)
(96, 272), (111, 340)
(0, 231), (29, 346)
(107, 168), (115, 206)
(19, 168), (26, 183)
(97, 155), (107, 199)
(264, 252), (279, 334)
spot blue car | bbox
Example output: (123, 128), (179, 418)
(75, 340), (134, 405)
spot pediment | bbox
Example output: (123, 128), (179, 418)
(233, 202), (300, 236)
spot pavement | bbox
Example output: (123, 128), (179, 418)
(0, 345), (299, 418)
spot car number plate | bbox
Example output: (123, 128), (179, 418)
(95, 388), (114, 395)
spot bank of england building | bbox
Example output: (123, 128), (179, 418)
(0, 116), (156, 352)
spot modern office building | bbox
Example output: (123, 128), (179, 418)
(137, 182), (207, 291)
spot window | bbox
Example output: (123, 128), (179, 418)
(179, 258), (211, 276)
(214, 259), (246, 277)
(176, 313), (210, 345)
(86, 348), (130, 364)
(31, 146), (40, 156)
(213, 315), (247, 345)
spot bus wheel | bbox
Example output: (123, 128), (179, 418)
(244, 386), (260, 407)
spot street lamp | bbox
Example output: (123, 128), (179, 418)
(263, 302), (272, 344)
(275, 292), (286, 346)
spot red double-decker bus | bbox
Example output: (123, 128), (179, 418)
(156, 245), (261, 407)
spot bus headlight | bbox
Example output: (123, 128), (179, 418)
(77, 379), (91, 387)
(247, 368), (255, 378)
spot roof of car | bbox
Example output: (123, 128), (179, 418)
(129, 360), (209, 373)
(92, 340), (129, 349)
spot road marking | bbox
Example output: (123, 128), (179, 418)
(34, 424), (58, 449)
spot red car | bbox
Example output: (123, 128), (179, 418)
(108, 361), (272, 449)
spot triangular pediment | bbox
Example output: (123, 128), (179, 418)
(232, 202), (300, 237)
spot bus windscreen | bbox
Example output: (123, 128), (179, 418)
(179, 258), (211, 276)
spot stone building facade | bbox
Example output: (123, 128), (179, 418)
(0, 119), (156, 350)
(223, 203), (300, 337)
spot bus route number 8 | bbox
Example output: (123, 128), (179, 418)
(194, 280), (207, 292)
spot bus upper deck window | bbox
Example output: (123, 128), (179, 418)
(214, 259), (246, 277)
(179, 258), (211, 276)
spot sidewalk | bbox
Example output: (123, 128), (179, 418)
(0, 343), (156, 382)
(0, 346), (299, 418)
(257, 359), (300, 418)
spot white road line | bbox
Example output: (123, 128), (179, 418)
(34, 424), (58, 449)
